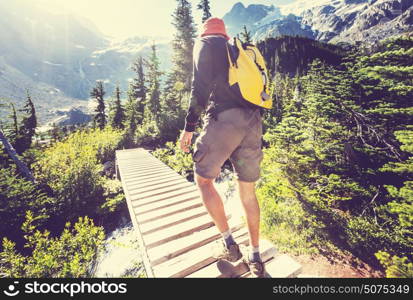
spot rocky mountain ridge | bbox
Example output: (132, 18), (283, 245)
(223, 0), (413, 44)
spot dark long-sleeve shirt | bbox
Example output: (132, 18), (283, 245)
(184, 35), (260, 132)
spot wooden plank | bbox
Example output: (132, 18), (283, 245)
(128, 181), (193, 198)
(127, 177), (187, 191)
(152, 229), (250, 278)
(119, 159), (165, 165)
(142, 213), (216, 249)
(122, 169), (174, 179)
(120, 158), (169, 168)
(118, 158), (164, 164)
(188, 239), (276, 278)
(137, 196), (201, 216)
(136, 199), (204, 224)
(124, 173), (177, 185)
(137, 194), (202, 215)
(128, 179), (192, 195)
(132, 191), (200, 210)
(122, 171), (178, 183)
(148, 223), (245, 267)
(120, 164), (172, 173)
(139, 204), (208, 234)
(122, 166), (170, 175)
(130, 185), (198, 202)
(120, 164), (171, 175)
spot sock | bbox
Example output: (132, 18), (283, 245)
(221, 229), (236, 248)
(249, 246), (261, 262)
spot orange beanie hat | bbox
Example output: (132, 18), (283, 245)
(201, 17), (230, 40)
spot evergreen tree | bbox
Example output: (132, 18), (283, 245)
(0, 129), (35, 182)
(241, 25), (252, 44)
(259, 36), (413, 276)
(91, 81), (106, 130)
(171, 0), (197, 92)
(145, 43), (163, 122)
(6, 103), (19, 147)
(111, 85), (125, 129)
(124, 88), (139, 146)
(158, 72), (187, 141)
(130, 56), (147, 124)
(15, 91), (37, 154)
(257, 36), (345, 76)
(197, 0), (211, 23)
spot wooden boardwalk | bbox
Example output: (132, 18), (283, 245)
(116, 148), (303, 278)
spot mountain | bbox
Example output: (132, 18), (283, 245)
(301, 0), (413, 43)
(0, 0), (171, 124)
(223, 0), (413, 44)
(223, 2), (283, 37)
(252, 14), (316, 41)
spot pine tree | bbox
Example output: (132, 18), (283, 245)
(145, 43), (163, 122)
(111, 85), (125, 129)
(0, 129), (35, 182)
(91, 81), (106, 130)
(197, 0), (211, 23)
(6, 103), (19, 147)
(15, 91), (37, 154)
(257, 36), (344, 76)
(241, 25), (252, 44)
(130, 56), (147, 124)
(124, 87), (139, 146)
(171, 0), (197, 92)
(158, 72), (187, 141)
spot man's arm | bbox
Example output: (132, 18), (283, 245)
(184, 39), (215, 132)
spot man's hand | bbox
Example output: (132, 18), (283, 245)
(179, 131), (194, 153)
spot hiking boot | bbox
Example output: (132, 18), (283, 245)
(211, 240), (242, 262)
(243, 257), (266, 278)
(239, 246), (266, 278)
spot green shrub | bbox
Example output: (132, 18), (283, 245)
(0, 168), (55, 240)
(151, 140), (194, 180)
(375, 251), (413, 278)
(257, 147), (327, 254)
(100, 179), (127, 214)
(152, 139), (194, 180)
(34, 128), (123, 221)
(0, 212), (105, 278)
(136, 120), (161, 146)
(345, 216), (395, 257)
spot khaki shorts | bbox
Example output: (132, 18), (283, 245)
(192, 107), (264, 182)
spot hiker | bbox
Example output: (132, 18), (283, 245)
(179, 17), (266, 278)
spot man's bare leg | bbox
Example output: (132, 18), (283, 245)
(195, 174), (229, 233)
(195, 174), (243, 262)
(237, 180), (260, 249)
(237, 179), (266, 278)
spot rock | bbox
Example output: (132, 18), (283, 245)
(222, 0), (413, 45)
(223, 3), (282, 36)
(301, 0), (413, 44)
(102, 161), (115, 178)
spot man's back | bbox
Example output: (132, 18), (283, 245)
(185, 34), (260, 132)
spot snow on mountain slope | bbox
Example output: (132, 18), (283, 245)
(223, 0), (412, 44)
(301, 0), (413, 43)
(279, 0), (333, 15)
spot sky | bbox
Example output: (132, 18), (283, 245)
(32, 0), (290, 39)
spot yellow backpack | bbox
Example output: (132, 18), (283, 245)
(226, 38), (273, 109)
